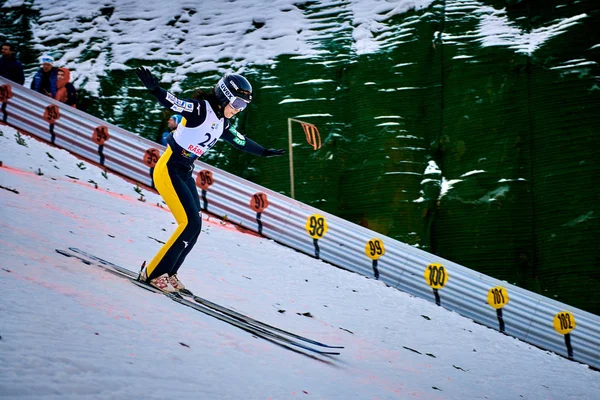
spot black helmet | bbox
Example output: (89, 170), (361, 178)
(215, 73), (253, 111)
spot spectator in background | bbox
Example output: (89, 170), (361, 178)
(56, 67), (77, 107)
(159, 114), (183, 146)
(0, 43), (25, 84)
(31, 54), (57, 97)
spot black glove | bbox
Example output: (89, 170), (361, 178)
(135, 67), (159, 92)
(263, 148), (285, 157)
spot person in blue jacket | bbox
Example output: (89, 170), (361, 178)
(160, 114), (183, 146)
(135, 66), (284, 292)
(30, 54), (57, 97)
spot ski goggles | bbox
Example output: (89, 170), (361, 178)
(230, 96), (249, 111)
(218, 79), (250, 111)
(40, 56), (54, 64)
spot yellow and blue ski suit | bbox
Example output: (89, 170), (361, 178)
(145, 88), (268, 281)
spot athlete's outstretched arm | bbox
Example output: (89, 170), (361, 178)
(221, 125), (285, 157)
(135, 66), (205, 127)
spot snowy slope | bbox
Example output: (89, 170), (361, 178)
(23, 0), (590, 96)
(1, 124), (599, 399)
(26, 0), (435, 93)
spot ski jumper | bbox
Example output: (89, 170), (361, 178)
(145, 88), (267, 281)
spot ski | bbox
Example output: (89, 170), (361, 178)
(55, 248), (342, 356)
(62, 247), (343, 349)
(184, 292), (344, 349)
(128, 277), (341, 356)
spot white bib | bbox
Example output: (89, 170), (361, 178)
(172, 101), (223, 157)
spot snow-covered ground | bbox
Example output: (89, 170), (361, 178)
(26, 0), (435, 93)
(25, 0), (588, 95)
(1, 123), (599, 399)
